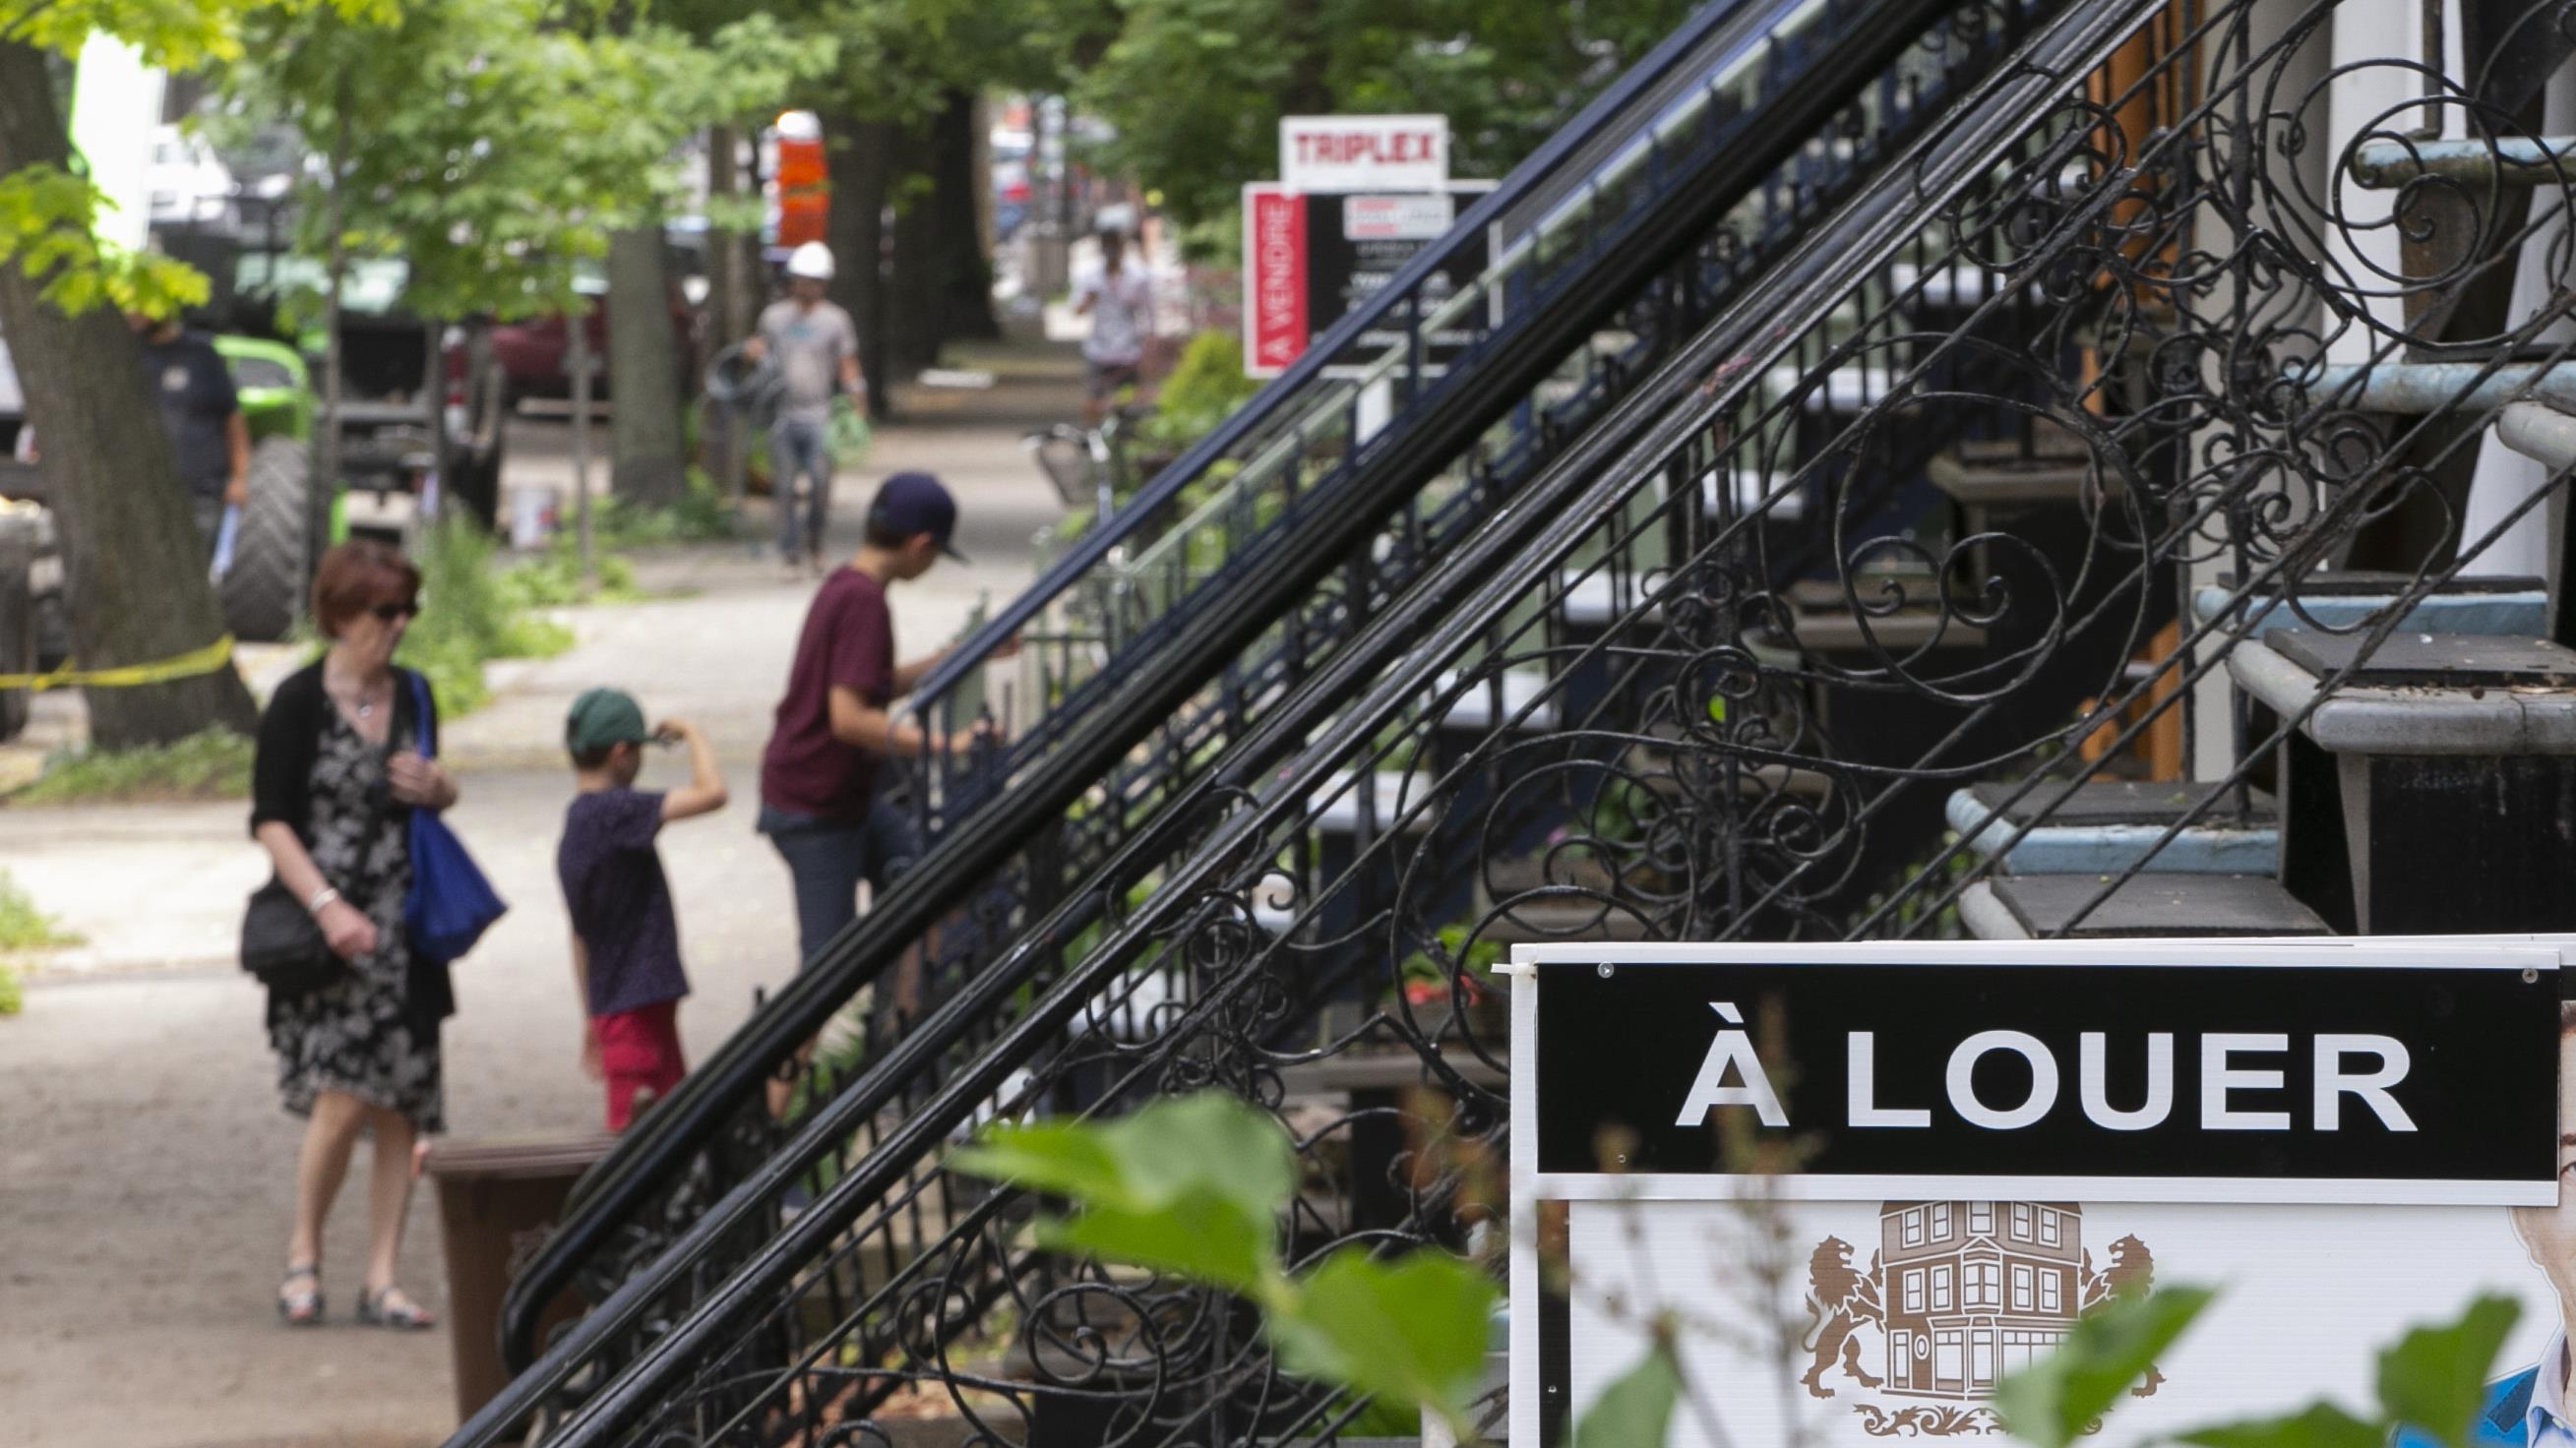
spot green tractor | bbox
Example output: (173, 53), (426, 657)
(209, 333), (337, 644)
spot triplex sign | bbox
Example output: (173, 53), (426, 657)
(1506, 940), (2573, 1448)
(1280, 114), (1448, 192)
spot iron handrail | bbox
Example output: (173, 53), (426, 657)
(485, 0), (1976, 1391)
(484, 0), (2040, 1401)
(499, 0), (2157, 1431)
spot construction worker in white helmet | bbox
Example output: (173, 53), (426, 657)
(745, 241), (867, 574)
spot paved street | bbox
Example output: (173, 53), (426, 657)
(0, 346), (1078, 1447)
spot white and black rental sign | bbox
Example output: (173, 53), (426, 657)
(1506, 941), (2571, 1448)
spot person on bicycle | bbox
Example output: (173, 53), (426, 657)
(1073, 226), (1154, 428)
(744, 242), (865, 575)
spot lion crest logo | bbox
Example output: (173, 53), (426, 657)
(1803, 1203), (2165, 1437)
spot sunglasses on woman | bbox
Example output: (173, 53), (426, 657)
(371, 599), (421, 623)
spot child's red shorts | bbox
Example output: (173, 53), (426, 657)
(596, 1000), (686, 1132)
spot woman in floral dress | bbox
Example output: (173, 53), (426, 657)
(249, 541), (459, 1328)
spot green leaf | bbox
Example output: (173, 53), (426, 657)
(2376, 1295), (2522, 1448)
(1039, 1194), (1276, 1296)
(1267, 1249), (1500, 1434)
(956, 1093), (1298, 1219)
(1993, 1284), (2215, 1448)
(953, 1094), (1302, 1295)
(2180, 1401), (2388, 1448)
(949, 1121), (1127, 1204)
(1564, 1338), (1683, 1448)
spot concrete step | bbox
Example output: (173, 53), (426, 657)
(1944, 780), (2278, 875)
(2194, 569), (2547, 640)
(1961, 873), (2330, 939)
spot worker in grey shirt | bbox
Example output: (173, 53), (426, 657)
(746, 242), (864, 574)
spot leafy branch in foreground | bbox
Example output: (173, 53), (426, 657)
(2001, 1287), (2522, 1448)
(951, 1091), (1499, 1435)
(1996, 1285), (2217, 1448)
(2179, 1296), (2522, 1448)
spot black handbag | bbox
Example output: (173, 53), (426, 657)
(241, 877), (344, 994)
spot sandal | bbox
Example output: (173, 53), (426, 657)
(277, 1264), (324, 1327)
(355, 1284), (437, 1331)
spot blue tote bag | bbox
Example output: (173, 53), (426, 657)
(404, 672), (506, 963)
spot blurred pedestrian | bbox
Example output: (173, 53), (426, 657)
(744, 241), (864, 575)
(130, 308), (247, 563)
(249, 540), (459, 1329)
(557, 690), (728, 1132)
(1073, 227), (1154, 428)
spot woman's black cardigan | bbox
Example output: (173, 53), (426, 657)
(249, 660), (456, 1028)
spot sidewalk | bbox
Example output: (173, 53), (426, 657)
(0, 334), (1080, 1448)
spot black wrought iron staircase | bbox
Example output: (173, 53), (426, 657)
(476, 0), (2055, 1414)
(461, 0), (2576, 1442)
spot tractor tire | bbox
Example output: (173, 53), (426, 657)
(0, 520), (34, 743)
(220, 436), (313, 643)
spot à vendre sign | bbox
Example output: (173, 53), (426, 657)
(1507, 940), (2571, 1448)
(1240, 184), (1494, 380)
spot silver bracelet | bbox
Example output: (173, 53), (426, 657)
(306, 885), (340, 915)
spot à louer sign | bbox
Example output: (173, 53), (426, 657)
(1507, 940), (2574, 1448)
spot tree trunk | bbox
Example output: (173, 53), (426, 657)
(705, 124), (750, 505)
(315, 81), (349, 594)
(821, 109), (894, 420)
(569, 299), (595, 583)
(1282, 0), (1331, 116)
(607, 225), (688, 506)
(933, 90), (999, 344)
(884, 117), (942, 380)
(705, 125), (751, 356)
(0, 41), (255, 746)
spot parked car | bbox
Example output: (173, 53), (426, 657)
(487, 263), (699, 408)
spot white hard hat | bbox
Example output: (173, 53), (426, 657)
(786, 242), (834, 280)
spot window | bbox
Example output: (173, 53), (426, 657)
(1903, 1208), (1925, 1246)
(1932, 1264), (1953, 1311)
(1905, 1269), (1925, 1313)
(1970, 1202), (1994, 1235)
(2040, 1209), (2061, 1246)
(1931, 1203), (1951, 1239)
(2002, 1329), (2067, 1372)
(2012, 1203), (2033, 1240)
(1935, 1330), (1964, 1384)
(2011, 1264), (2034, 1311)
(2039, 1269), (2062, 1313)
(1966, 1261), (1999, 1307)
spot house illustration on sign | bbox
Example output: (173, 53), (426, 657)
(1879, 1201), (2083, 1398)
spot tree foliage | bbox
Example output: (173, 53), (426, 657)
(220, 0), (829, 325)
(0, 0), (390, 316)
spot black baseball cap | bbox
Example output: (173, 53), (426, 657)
(868, 471), (966, 562)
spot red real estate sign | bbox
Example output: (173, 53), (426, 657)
(1244, 185), (1309, 377)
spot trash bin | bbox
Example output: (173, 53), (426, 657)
(507, 485), (558, 551)
(424, 1133), (618, 1427)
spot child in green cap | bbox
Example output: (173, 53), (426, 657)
(557, 688), (728, 1130)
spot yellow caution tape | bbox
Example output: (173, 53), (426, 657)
(0, 634), (237, 692)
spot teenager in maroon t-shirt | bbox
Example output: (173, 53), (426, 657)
(758, 473), (1003, 1060)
